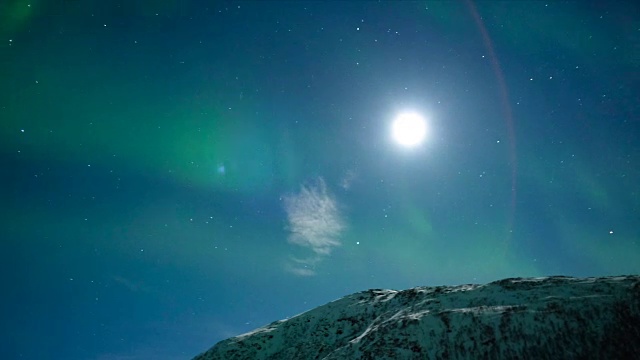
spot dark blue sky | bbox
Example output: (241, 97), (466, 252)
(2, 1), (639, 359)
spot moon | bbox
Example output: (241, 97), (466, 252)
(391, 112), (427, 147)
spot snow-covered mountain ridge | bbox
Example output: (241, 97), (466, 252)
(193, 275), (640, 359)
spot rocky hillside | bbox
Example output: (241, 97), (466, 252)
(193, 275), (640, 359)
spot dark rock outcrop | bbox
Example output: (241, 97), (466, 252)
(193, 275), (640, 359)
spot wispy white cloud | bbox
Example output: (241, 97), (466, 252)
(285, 265), (317, 277)
(283, 178), (345, 275)
(340, 169), (357, 190)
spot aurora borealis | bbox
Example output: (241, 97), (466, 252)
(2, 1), (639, 359)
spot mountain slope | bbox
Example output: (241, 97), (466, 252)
(193, 275), (640, 359)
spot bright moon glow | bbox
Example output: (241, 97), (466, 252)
(392, 112), (427, 147)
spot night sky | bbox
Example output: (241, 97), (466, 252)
(2, 1), (639, 359)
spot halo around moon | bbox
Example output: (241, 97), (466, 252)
(391, 112), (427, 147)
